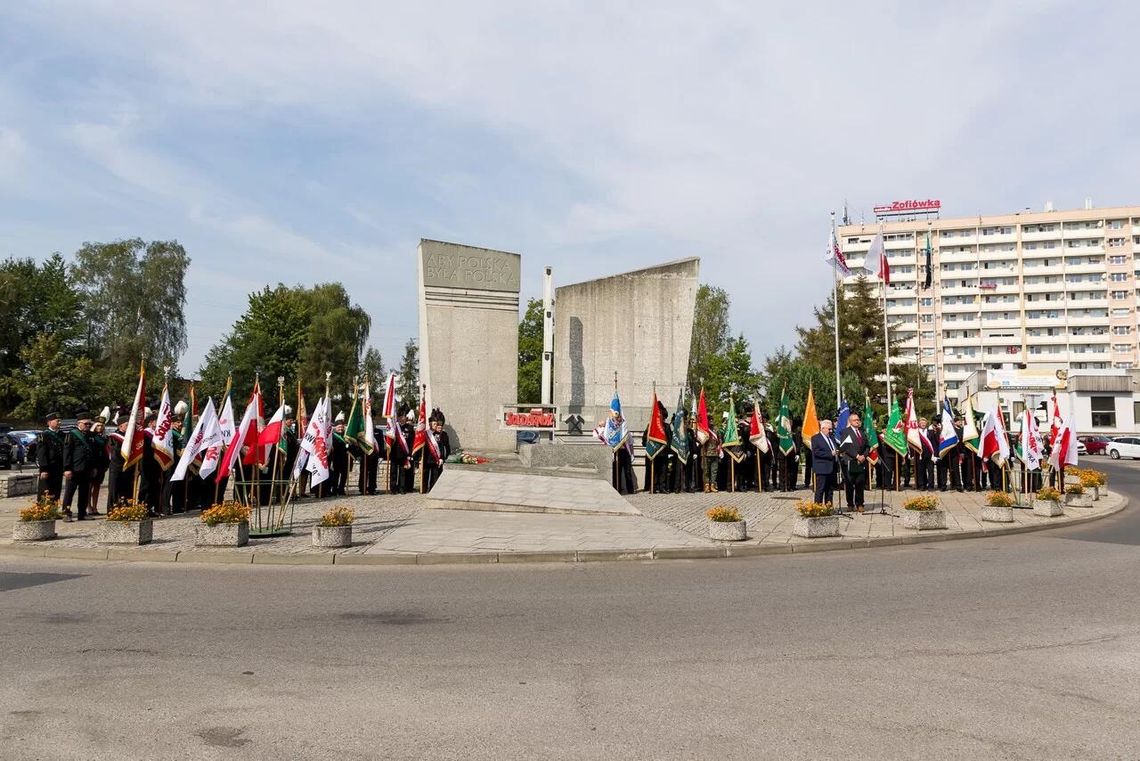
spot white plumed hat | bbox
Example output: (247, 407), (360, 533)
(174, 400), (188, 416)
(335, 411), (345, 423)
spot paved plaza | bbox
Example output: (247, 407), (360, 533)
(0, 476), (1124, 564)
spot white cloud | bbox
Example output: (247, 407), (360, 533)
(3, 0), (1136, 378)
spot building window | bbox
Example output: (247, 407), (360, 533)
(1091, 397), (1116, 427)
(1109, 255), (1127, 264)
(1112, 290), (1128, 300)
(1134, 401), (1140, 423)
(1110, 273), (1129, 282)
(1113, 325), (1133, 335)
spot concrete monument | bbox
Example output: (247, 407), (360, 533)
(554, 258), (700, 434)
(418, 239), (521, 452)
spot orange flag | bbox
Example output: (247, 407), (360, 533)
(800, 385), (820, 445)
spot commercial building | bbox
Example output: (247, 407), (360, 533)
(837, 202), (1140, 407)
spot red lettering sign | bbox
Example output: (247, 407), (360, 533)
(873, 199), (941, 216)
(504, 412), (555, 428)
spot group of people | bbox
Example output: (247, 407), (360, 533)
(35, 404), (453, 521)
(618, 403), (1059, 513)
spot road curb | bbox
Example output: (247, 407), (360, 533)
(0, 495), (1127, 569)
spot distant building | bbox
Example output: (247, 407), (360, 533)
(838, 202), (1140, 402)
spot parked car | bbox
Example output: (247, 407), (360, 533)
(11, 431), (37, 463)
(1078, 435), (1111, 456)
(0, 435), (11, 469)
(1105, 436), (1140, 460)
(1076, 440), (1087, 456)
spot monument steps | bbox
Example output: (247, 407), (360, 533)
(426, 470), (640, 517)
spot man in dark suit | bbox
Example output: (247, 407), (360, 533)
(36, 412), (65, 500)
(810, 419), (840, 507)
(838, 412), (871, 512)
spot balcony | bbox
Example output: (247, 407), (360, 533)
(940, 302), (979, 315)
(941, 317), (980, 329)
(1022, 280), (1063, 293)
(1068, 314), (1109, 326)
(1025, 333), (1067, 345)
(941, 335), (980, 347)
(1021, 229), (1062, 243)
(1066, 262), (1107, 275)
(937, 249), (977, 264)
(1026, 350), (1069, 361)
(1068, 298), (1109, 309)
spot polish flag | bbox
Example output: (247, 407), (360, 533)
(748, 403), (769, 454)
(1048, 421), (1079, 470)
(864, 231), (890, 285)
(241, 380), (266, 466)
(219, 399), (257, 480)
(980, 409), (1010, 466)
(258, 403), (285, 448)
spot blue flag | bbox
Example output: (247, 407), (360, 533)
(938, 397), (960, 455)
(836, 400), (851, 433)
(603, 390), (629, 452)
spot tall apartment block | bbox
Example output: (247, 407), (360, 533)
(837, 202), (1140, 396)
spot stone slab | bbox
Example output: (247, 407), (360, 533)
(425, 470), (640, 516)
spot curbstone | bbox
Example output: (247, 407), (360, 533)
(106, 548), (179, 563)
(651, 547), (727, 560)
(497, 551), (578, 564)
(416, 552), (499, 565)
(44, 547), (108, 561)
(252, 552), (335, 566)
(725, 544), (793, 557)
(335, 553), (418, 566)
(176, 551), (254, 565)
(575, 549), (654, 562)
(790, 540), (857, 553)
(0, 543), (48, 558)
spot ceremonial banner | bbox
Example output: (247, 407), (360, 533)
(863, 397), (880, 465)
(603, 390), (629, 452)
(748, 401), (769, 455)
(301, 396), (332, 486)
(883, 398), (907, 456)
(121, 360), (147, 468)
(152, 385), (175, 470)
(669, 390), (690, 464)
(173, 398), (221, 481)
(777, 390), (795, 455)
(800, 385), (820, 446)
(645, 390), (668, 460)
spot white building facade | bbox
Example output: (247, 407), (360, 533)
(838, 203), (1140, 402)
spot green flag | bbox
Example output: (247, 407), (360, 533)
(863, 397), (880, 464)
(776, 389), (794, 455)
(344, 384), (372, 454)
(883, 398), (908, 456)
(722, 398), (744, 463)
(669, 390), (689, 464)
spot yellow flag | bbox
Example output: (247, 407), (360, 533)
(801, 385), (820, 445)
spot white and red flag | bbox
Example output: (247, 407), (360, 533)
(121, 360), (147, 469)
(300, 396), (332, 486)
(219, 397), (258, 481)
(411, 395), (440, 464)
(826, 229), (851, 277)
(748, 403), (769, 454)
(152, 384), (175, 470)
(864, 231), (890, 285)
(381, 372), (399, 418)
(241, 380), (266, 466)
(1048, 405), (1079, 471)
(1048, 394), (1064, 446)
(904, 389), (922, 452)
(980, 408), (1010, 466)
(174, 398), (222, 481)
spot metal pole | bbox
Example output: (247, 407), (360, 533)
(832, 211), (842, 410)
(541, 266), (554, 406)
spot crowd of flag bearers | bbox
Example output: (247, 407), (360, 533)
(599, 382), (1081, 511)
(34, 365), (452, 521)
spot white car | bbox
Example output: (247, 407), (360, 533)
(1076, 440), (1088, 457)
(1105, 436), (1140, 460)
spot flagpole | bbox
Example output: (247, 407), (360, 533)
(878, 223), (892, 406)
(649, 381), (655, 495)
(131, 356), (145, 504)
(832, 211), (842, 411)
(362, 376), (369, 496)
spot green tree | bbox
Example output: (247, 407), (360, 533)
(360, 347), (385, 386)
(71, 238), (190, 372)
(397, 339), (419, 413)
(517, 297), (543, 403)
(687, 284), (731, 391)
(791, 275), (930, 416)
(199, 283), (369, 402)
(1, 332), (95, 420)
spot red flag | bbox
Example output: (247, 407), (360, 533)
(1049, 394), (1063, 447)
(241, 379), (265, 466)
(647, 391), (667, 446)
(121, 360), (146, 469)
(748, 404), (769, 454)
(696, 388), (711, 445)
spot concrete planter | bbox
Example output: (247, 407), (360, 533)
(312, 525), (352, 548)
(901, 509), (947, 530)
(708, 519), (747, 541)
(97, 519), (153, 545)
(981, 505), (1015, 523)
(13, 520), (57, 542)
(1032, 499), (1064, 517)
(792, 515), (841, 538)
(195, 521), (249, 547)
(1064, 493), (1093, 508)
(1092, 485), (1101, 501)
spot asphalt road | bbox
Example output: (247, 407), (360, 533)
(2, 460), (1139, 760)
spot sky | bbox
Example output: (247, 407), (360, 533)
(3, 1), (1139, 377)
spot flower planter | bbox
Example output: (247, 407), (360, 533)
(981, 505), (1014, 523)
(708, 519), (747, 541)
(1092, 485), (1101, 501)
(1032, 499), (1064, 517)
(13, 520), (57, 542)
(312, 525), (352, 548)
(195, 521), (249, 547)
(792, 515), (841, 538)
(97, 519), (153, 545)
(1064, 493), (1093, 508)
(901, 509), (947, 530)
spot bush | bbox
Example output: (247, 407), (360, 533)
(317, 506), (355, 527)
(985, 491), (1015, 508)
(1036, 487), (1062, 503)
(706, 506), (742, 523)
(1065, 483), (1084, 495)
(903, 494), (940, 511)
(106, 500), (148, 522)
(20, 493), (63, 522)
(201, 501), (251, 526)
(795, 500), (834, 518)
